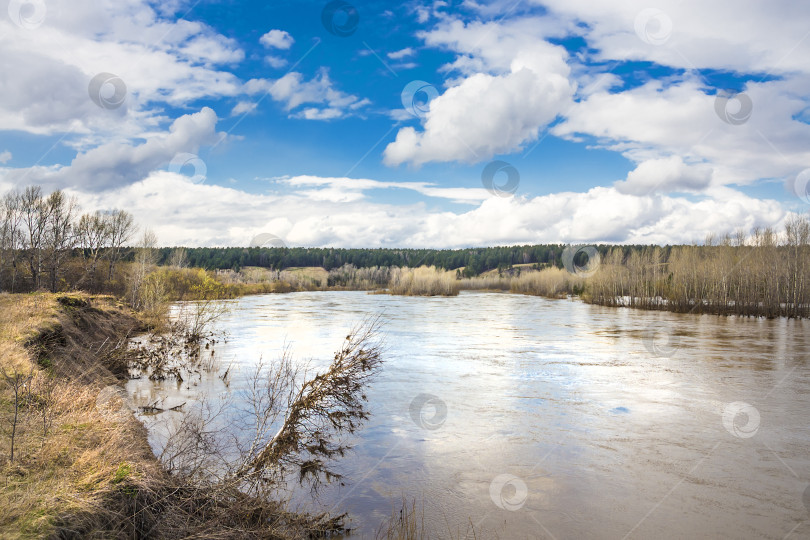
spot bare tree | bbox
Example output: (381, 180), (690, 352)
(585, 217), (810, 318)
(784, 215), (810, 317)
(169, 247), (188, 269)
(1, 191), (23, 292)
(105, 209), (136, 282)
(20, 186), (50, 289)
(0, 199), (6, 291)
(31, 374), (57, 438)
(76, 211), (112, 291)
(43, 190), (78, 292)
(0, 194), (13, 291)
(130, 229), (158, 309)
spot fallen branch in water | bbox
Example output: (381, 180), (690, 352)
(139, 401), (186, 415)
(233, 317), (384, 490)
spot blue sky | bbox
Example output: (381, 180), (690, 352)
(1, 0), (809, 247)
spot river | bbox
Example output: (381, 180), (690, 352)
(126, 291), (810, 539)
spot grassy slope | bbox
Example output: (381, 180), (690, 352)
(0, 293), (161, 539)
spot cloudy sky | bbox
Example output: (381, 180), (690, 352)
(1, 0), (809, 247)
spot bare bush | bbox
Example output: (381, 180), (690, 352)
(30, 373), (57, 438)
(157, 397), (231, 483)
(176, 299), (229, 344)
(143, 318), (385, 488)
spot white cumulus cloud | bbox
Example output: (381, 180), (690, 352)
(50, 173), (792, 249)
(245, 69), (370, 120)
(1, 108), (221, 191)
(259, 29), (294, 50)
(384, 18), (574, 166)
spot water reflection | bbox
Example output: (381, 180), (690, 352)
(127, 291), (810, 539)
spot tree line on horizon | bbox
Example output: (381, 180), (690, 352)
(160, 243), (660, 276)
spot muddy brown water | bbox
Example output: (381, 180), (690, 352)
(127, 291), (810, 539)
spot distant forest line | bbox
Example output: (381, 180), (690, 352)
(160, 244), (662, 276)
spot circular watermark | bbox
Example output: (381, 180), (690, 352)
(88, 73), (127, 110)
(722, 401), (760, 439)
(714, 90), (753, 126)
(321, 0), (359, 37)
(634, 8), (673, 46)
(489, 474), (528, 511)
(249, 232), (287, 248)
(642, 326), (681, 358)
(792, 169), (810, 204)
(8, 0), (47, 29)
(95, 385), (133, 422)
(168, 153), (207, 184)
(562, 245), (601, 278)
(409, 393), (447, 430)
(481, 161), (520, 198)
(401, 80), (439, 118)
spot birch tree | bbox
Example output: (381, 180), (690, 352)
(0, 191), (23, 292)
(43, 190), (78, 292)
(105, 209), (136, 282)
(20, 186), (50, 289)
(76, 211), (112, 291)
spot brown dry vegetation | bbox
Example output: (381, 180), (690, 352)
(508, 267), (584, 298)
(388, 267), (461, 296)
(216, 266), (329, 292)
(587, 218), (810, 317)
(0, 293), (156, 538)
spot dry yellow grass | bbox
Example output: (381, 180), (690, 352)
(0, 293), (60, 372)
(222, 266), (328, 291)
(388, 266), (460, 296)
(0, 293), (156, 539)
(509, 266), (583, 298)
